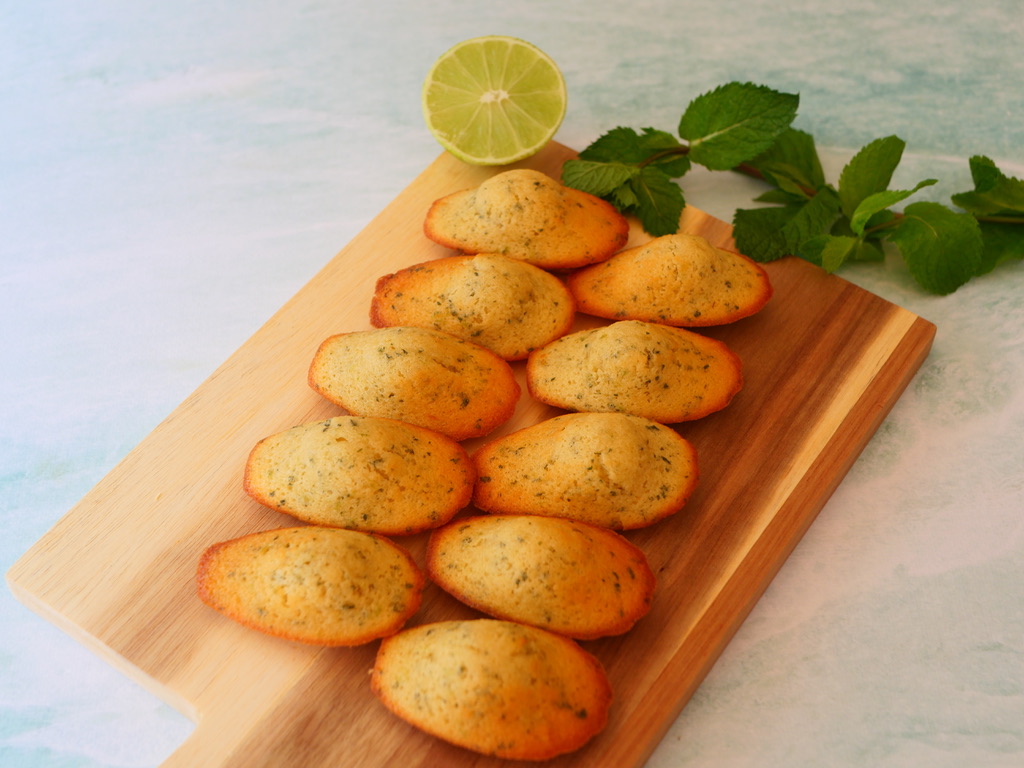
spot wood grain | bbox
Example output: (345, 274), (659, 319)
(6, 142), (935, 767)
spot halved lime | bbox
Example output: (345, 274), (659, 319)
(422, 36), (567, 166)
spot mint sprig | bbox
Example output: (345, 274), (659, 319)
(562, 83), (797, 237)
(678, 82), (799, 170)
(736, 131), (987, 295)
(951, 155), (1024, 274)
(562, 81), (1023, 295)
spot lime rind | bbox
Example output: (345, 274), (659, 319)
(423, 35), (567, 166)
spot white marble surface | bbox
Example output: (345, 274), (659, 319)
(2, 1), (1022, 766)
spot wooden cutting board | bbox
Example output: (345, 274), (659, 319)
(7, 141), (936, 768)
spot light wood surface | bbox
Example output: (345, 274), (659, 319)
(6, 142), (936, 767)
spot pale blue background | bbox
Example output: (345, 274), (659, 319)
(2, 1), (1022, 766)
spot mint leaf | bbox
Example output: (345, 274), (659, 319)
(849, 178), (937, 234)
(635, 128), (691, 177)
(628, 166), (685, 236)
(734, 187), (841, 262)
(886, 201), (984, 294)
(577, 126), (652, 163)
(732, 206), (796, 262)
(561, 158), (638, 197)
(564, 126), (691, 234)
(755, 161), (818, 199)
(679, 82), (799, 171)
(754, 188), (808, 205)
(951, 155), (1024, 216)
(978, 221), (1024, 273)
(576, 126), (690, 174)
(826, 216), (888, 262)
(634, 127), (683, 152)
(610, 181), (640, 211)
(800, 234), (859, 272)
(852, 239), (886, 262)
(747, 127), (825, 191)
(837, 136), (906, 218)
(949, 156), (1024, 273)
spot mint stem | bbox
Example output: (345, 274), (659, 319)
(976, 215), (1024, 225)
(638, 146), (689, 169)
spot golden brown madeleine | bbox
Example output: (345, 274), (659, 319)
(371, 619), (612, 760)
(196, 526), (424, 646)
(423, 168), (629, 270)
(426, 514), (656, 639)
(567, 233), (772, 327)
(526, 319), (743, 423)
(370, 253), (576, 360)
(243, 416), (473, 535)
(472, 412), (698, 529)
(308, 326), (520, 441)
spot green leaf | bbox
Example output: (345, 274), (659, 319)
(852, 239), (886, 262)
(732, 206), (796, 262)
(636, 128), (691, 177)
(849, 178), (937, 234)
(755, 161), (818, 199)
(611, 182), (640, 211)
(647, 152), (692, 178)
(977, 221), (1024, 273)
(576, 126), (690, 173)
(578, 126), (652, 163)
(948, 156), (1024, 274)
(566, 128), (691, 232)
(837, 135), (906, 218)
(627, 166), (685, 236)
(678, 82), (799, 171)
(747, 127), (825, 190)
(857, 210), (898, 237)
(800, 234), (859, 272)
(755, 188), (808, 205)
(561, 158), (638, 197)
(951, 155), (1024, 216)
(635, 127), (682, 151)
(733, 188), (841, 262)
(886, 201), (984, 294)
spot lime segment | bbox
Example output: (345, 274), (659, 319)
(422, 36), (567, 166)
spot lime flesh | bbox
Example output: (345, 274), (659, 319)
(422, 36), (567, 166)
